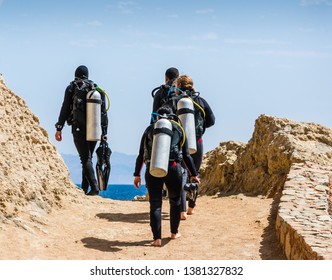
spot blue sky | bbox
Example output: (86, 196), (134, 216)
(1, 0), (332, 155)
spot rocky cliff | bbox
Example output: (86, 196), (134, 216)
(0, 74), (79, 226)
(200, 114), (332, 197)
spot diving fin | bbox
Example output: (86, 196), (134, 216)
(95, 140), (112, 190)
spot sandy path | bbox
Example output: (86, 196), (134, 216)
(0, 194), (285, 260)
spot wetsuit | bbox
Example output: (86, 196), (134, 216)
(181, 94), (215, 210)
(134, 122), (197, 241)
(56, 78), (108, 194)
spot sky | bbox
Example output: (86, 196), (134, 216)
(1, 0), (332, 156)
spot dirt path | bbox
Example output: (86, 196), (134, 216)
(0, 194), (285, 260)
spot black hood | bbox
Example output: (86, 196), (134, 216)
(75, 65), (89, 79)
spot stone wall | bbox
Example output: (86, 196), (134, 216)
(200, 114), (332, 259)
(276, 162), (332, 259)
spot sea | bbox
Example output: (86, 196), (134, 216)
(77, 184), (147, 200)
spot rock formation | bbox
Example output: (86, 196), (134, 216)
(200, 114), (332, 197)
(0, 74), (79, 226)
(199, 114), (332, 259)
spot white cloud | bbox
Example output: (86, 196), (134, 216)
(195, 9), (214, 14)
(167, 14), (179, 18)
(0, 0), (4, 6)
(87, 20), (103, 27)
(298, 27), (316, 32)
(300, 0), (332, 6)
(224, 38), (288, 45)
(256, 49), (332, 58)
(117, 1), (137, 14)
(151, 43), (198, 51)
(73, 20), (103, 28)
(274, 63), (295, 69)
(69, 39), (98, 48)
(192, 32), (219, 41)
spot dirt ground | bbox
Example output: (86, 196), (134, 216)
(0, 193), (286, 260)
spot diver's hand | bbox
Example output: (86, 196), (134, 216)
(191, 175), (200, 184)
(55, 131), (62, 141)
(134, 176), (141, 189)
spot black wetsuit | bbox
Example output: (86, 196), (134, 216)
(185, 95), (215, 209)
(134, 122), (197, 240)
(153, 87), (215, 210)
(56, 79), (108, 194)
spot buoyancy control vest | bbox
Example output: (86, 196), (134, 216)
(67, 78), (105, 140)
(190, 93), (206, 138)
(157, 89), (206, 139)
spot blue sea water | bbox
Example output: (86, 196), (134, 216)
(77, 184), (147, 201)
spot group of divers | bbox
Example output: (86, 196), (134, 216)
(55, 66), (215, 247)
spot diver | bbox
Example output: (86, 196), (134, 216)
(55, 65), (109, 196)
(133, 106), (199, 247)
(176, 74), (215, 218)
(151, 67), (179, 123)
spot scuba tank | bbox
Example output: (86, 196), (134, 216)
(86, 90), (102, 141)
(177, 96), (196, 154)
(150, 117), (173, 178)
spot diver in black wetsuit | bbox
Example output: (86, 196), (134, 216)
(176, 74), (215, 217)
(133, 106), (199, 246)
(55, 65), (108, 196)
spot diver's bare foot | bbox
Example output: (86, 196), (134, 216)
(187, 207), (194, 215)
(181, 212), (187, 220)
(171, 233), (182, 239)
(151, 239), (161, 247)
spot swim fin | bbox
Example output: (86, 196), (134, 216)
(95, 140), (112, 190)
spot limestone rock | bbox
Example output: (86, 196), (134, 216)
(0, 74), (79, 224)
(200, 141), (246, 195)
(200, 114), (332, 197)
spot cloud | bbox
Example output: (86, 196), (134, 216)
(87, 20), (103, 27)
(256, 49), (332, 58)
(224, 38), (288, 45)
(73, 20), (103, 28)
(151, 43), (198, 51)
(300, 0), (332, 5)
(0, 0), (3, 6)
(191, 32), (219, 41)
(195, 9), (214, 14)
(69, 39), (98, 48)
(117, 1), (138, 14)
(167, 14), (179, 18)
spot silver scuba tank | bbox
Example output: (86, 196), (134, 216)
(177, 97), (197, 154)
(150, 118), (173, 178)
(86, 90), (102, 141)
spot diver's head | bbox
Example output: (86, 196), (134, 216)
(75, 65), (89, 79)
(165, 67), (179, 83)
(176, 74), (194, 92)
(156, 106), (173, 117)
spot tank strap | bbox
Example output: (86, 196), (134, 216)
(86, 99), (102, 104)
(153, 127), (173, 137)
(177, 108), (194, 116)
